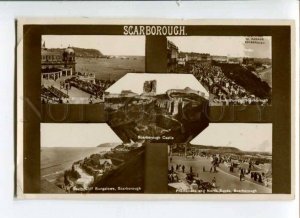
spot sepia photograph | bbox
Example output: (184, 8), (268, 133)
(6, 2), (297, 217)
(16, 18), (294, 200)
(41, 124), (145, 193)
(41, 35), (145, 104)
(104, 73), (210, 143)
(167, 36), (272, 106)
(168, 123), (272, 194)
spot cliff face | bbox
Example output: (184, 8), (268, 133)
(190, 144), (241, 153)
(46, 47), (104, 58)
(171, 144), (241, 154)
(93, 147), (145, 193)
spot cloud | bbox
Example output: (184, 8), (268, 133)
(254, 139), (271, 153)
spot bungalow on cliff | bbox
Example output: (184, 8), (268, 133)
(99, 159), (113, 170)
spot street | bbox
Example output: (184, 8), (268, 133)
(169, 156), (271, 193)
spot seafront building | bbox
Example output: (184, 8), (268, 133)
(41, 41), (107, 104)
(41, 41), (76, 80)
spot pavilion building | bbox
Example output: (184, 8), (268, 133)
(41, 42), (76, 80)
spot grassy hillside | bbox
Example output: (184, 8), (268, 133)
(46, 47), (103, 58)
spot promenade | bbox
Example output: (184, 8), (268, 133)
(42, 77), (102, 104)
(169, 155), (271, 193)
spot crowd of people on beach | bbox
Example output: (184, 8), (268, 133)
(41, 85), (69, 104)
(168, 151), (272, 192)
(190, 63), (268, 105)
(41, 73), (115, 103)
(168, 155), (219, 191)
(64, 77), (107, 99)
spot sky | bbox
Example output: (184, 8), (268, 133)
(42, 35), (145, 56)
(41, 123), (122, 147)
(168, 36), (271, 59)
(190, 123), (272, 153)
(105, 73), (209, 99)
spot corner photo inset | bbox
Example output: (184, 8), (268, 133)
(41, 35), (145, 104)
(167, 36), (272, 106)
(168, 123), (272, 194)
(41, 123), (145, 193)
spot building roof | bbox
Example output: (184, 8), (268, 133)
(212, 55), (228, 58)
(167, 40), (178, 50)
(178, 53), (187, 58)
(121, 90), (137, 95)
(64, 47), (75, 54)
(99, 159), (112, 165)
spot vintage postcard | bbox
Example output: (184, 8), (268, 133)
(16, 18), (295, 200)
